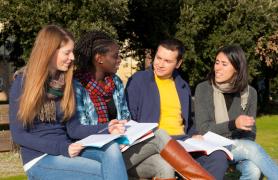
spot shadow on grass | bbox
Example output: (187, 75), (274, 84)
(257, 100), (278, 117)
(224, 173), (240, 180)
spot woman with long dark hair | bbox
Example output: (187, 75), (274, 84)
(194, 44), (278, 180)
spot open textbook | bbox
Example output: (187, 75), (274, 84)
(119, 130), (155, 152)
(178, 131), (235, 160)
(76, 120), (158, 150)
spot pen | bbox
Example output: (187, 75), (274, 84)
(97, 126), (110, 134)
(97, 122), (130, 134)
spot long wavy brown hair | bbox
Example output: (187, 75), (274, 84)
(18, 25), (75, 126)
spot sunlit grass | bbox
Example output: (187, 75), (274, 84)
(0, 175), (27, 180)
(256, 115), (278, 160)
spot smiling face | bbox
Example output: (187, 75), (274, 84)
(214, 52), (237, 83)
(153, 45), (182, 79)
(49, 39), (74, 74)
(97, 43), (121, 74)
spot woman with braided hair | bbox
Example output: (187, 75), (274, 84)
(74, 30), (215, 180)
(9, 25), (128, 180)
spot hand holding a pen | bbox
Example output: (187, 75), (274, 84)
(108, 119), (128, 134)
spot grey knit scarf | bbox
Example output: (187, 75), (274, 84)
(212, 82), (249, 124)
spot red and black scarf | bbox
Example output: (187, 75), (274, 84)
(75, 71), (115, 123)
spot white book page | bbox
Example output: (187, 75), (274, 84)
(76, 120), (158, 148)
(184, 138), (217, 152)
(181, 138), (234, 160)
(203, 131), (235, 147)
(76, 134), (120, 148)
(123, 120), (158, 144)
(178, 140), (200, 152)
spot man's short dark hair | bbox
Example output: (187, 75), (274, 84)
(158, 39), (185, 60)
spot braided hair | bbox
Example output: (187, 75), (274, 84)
(74, 31), (116, 71)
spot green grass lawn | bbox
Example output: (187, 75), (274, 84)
(0, 176), (27, 180)
(256, 115), (278, 160)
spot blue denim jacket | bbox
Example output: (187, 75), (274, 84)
(74, 75), (130, 125)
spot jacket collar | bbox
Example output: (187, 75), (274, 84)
(146, 66), (186, 89)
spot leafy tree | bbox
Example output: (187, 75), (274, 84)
(256, 30), (278, 99)
(1, 0), (278, 101)
(256, 30), (278, 68)
(0, 0), (128, 66)
(176, 0), (278, 89)
(120, 0), (181, 69)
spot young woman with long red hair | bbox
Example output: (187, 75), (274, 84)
(9, 25), (128, 180)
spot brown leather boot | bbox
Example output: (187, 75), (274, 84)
(160, 139), (215, 180)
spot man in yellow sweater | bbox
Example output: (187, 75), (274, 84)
(126, 39), (228, 180)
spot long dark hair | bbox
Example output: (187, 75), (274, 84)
(208, 44), (248, 92)
(74, 31), (116, 72)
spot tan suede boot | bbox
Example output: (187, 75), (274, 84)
(160, 139), (215, 180)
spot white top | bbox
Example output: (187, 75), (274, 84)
(23, 154), (47, 171)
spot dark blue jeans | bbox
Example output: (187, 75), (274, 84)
(192, 150), (229, 180)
